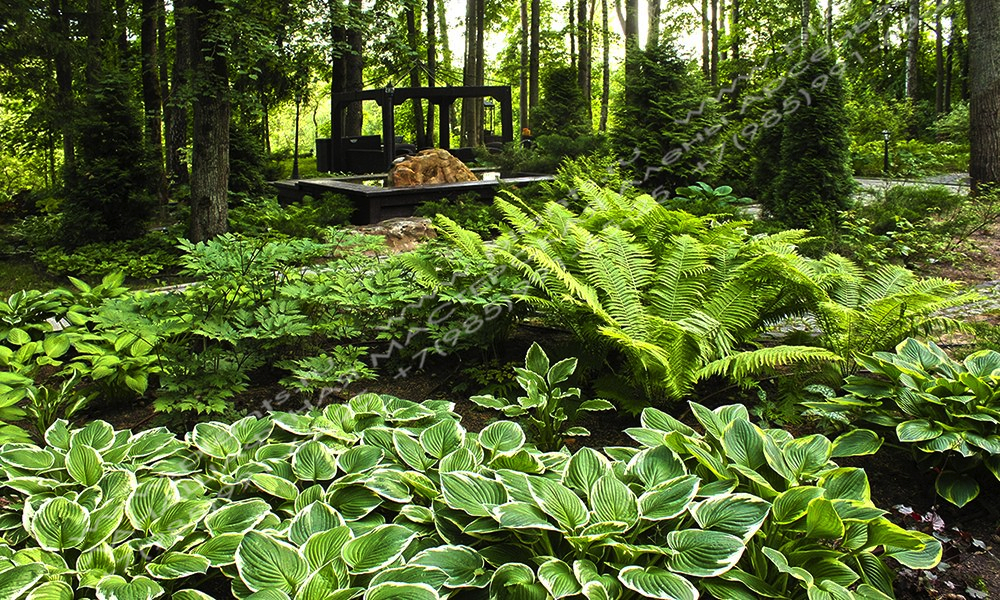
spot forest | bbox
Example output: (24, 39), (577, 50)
(2, 0), (1000, 599)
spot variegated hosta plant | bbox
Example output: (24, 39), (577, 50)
(0, 392), (937, 600)
(805, 338), (1000, 508)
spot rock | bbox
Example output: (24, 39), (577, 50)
(356, 217), (437, 253)
(386, 149), (478, 187)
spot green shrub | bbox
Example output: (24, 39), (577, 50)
(229, 193), (355, 238)
(850, 139), (969, 178)
(35, 232), (180, 279)
(0, 393), (939, 599)
(805, 338), (1000, 507)
(660, 182), (753, 218)
(414, 193), (500, 238)
(532, 65), (592, 138)
(930, 102), (970, 143)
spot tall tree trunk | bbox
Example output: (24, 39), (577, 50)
(578, 0), (591, 125)
(906, 0), (920, 101)
(648, 0), (660, 48)
(529, 0), (540, 124)
(569, 0), (576, 72)
(158, 0), (168, 98)
(116, 0), (128, 58)
(50, 0), (75, 171)
(600, 0), (609, 131)
(86, 0), (103, 85)
(801, 0), (811, 46)
(710, 0), (718, 85)
(826, 0), (833, 45)
(520, 0), (528, 130)
(141, 0), (168, 206)
(166, 0), (192, 187)
(966, 0), (1000, 187)
(731, 0), (740, 61)
(406, 6), (426, 147)
(437, 0), (457, 142)
(945, 0), (955, 112)
(624, 0), (638, 104)
(345, 0), (364, 136)
(701, 0), (709, 77)
(425, 0), (437, 146)
(935, 0), (945, 114)
(462, 0), (476, 145)
(331, 0), (346, 137)
(720, 0), (726, 60)
(188, 0), (230, 242)
(475, 0), (485, 139)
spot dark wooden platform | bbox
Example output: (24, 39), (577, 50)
(271, 175), (553, 225)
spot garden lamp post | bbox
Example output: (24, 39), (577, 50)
(484, 99), (496, 135)
(882, 129), (890, 175)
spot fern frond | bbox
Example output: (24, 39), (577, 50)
(433, 215), (487, 260)
(581, 227), (654, 337)
(494, 194), (542, 237)
(859, 265), (916, 304)
(648, 235), (711, 320)
(696, 346), (841, 383)
(396, 252), (445, 289)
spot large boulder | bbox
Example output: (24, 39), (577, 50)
(386, 149), (478, 187)
(356, 217), (436, 254)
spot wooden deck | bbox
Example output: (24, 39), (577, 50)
(271, 175), (554, 225)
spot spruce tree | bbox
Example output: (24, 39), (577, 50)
(532, 66), (591, 138)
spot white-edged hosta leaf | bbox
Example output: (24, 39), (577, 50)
(326, 486), (382, 521)
(370, 565), (450, 590)
(44, 420), (71, 450)
(235, 531), (310, 593)
(627, 446), (687, 488)
(830, 429), (883, 458)
(0, 563), (47, 600)
(250, 474), (299, 501)
(337, 446), (383, 474)
(151, 500), (212, 534)
(365, 469), (413, 503)
(539, 558), (582, 599)
(819, 468), (871, 502)
(721, 419), (766, 469)
(771, 486), (824, 525)
(292, 441), (339, 481)
(590, 475), (638, 526)
(126, 478), (178, 533)
(245, 591), (292, 600)
(67, 444), (104, 487)
(94, 575), (164, 600)
(564, 448), (609, 495)
(479, 421), (526, 455)
(32, 497), (89, 551)
(0, 446), (54, 471)
(618, 566), (697, 600)
(82, 502), (125, 550)
(171, 592), (214, 600)
(883, 530), (942, 569)
(191, 422), (240, 459)
(806, 497), (845, 539)
(761, 547), (813, 585)
(440, 471), (507, 517)
(25, 580), (74, 600)
(936, 471), (980, 508)
(489, 563), (547, 600)
(528, 475), (589, 532)
(145, 552), (210, 579)
(205, 499), (272, 536)
(493, 501), (560, 531)
(489, 449), (546, 473)
(690, 493), (770, 542)
(638, 475), (699, 521)
(410, 545), (488, 588)
(666, 529), (744, 577)
(302, 526), (352, 571)
(231, 416), (274, 445)
(364, 582), (439, 600)
(294, 563), (349, 600)
(440, 448), (478, 473)
(289, 502), (345, 546)
(392, 430), (433, 471)
(71, 420), (115, 452)
(419, 418), (465, 459)
(341, 524), (415, 574)
(192, 533), (243, 567)
(896, 420), (942, 443)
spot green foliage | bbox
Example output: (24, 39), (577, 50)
(60, 74), (158, 247)
(612, 42), (720, 195)
(470, 343), (614, 451)
(229, 120), (271, 195)
(229, 193), (356, 238)
(0, 393), (938, 599)
(414, 193), (500, 238)
(277, 347), (375, 394)
(35, 233), (180, 279)
(482, 134), (607, 175)
(851, 140), (969, 178)
(805, 339), (1000, 507)
(930, 102), (970, 143)
(756, 44), (855, 239)
(661, 182), (753, 218)
(535, 152), (631, 210)
(532, 65), (592, 138)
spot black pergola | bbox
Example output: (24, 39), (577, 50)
(319, 85), (514, 174)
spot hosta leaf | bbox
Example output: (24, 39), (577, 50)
(830, 430), (883, 458)
(292, 441), (339, 481)
(0, 446), (54, 471)
(145, 552), (210, 579)
(479, 421), (526, 455)
(81, 503), (124, 551)
(94, 575), (164, 600)
(419, 418), (465, 459)
(411, 545), (488, 588)
(690, 493), (770, 542)
(205, 499), (272, 536)
(392, 430), (433, 470)
(235, 531), (310, 593)
(290, 502), (345, 546)
(171, 592), (214, 600)
(783, 435), (832, 480)
(590, 475), (638, 527)
(564, 447), (608, 495)
(493, 501), (559, 531)
(44, 420), (71, 450)
(819, 468), (870, 502)
(192, 533), (243, 567)
(490, 563), (547, 600)
(539, 558), (582, 599)
(772, 486), (824, 525)
(25, 580), (74, 600)
(231, 416), (274, 445)
(326, 486), (382, 520)
(806, 497), (845, 539)
(295, 563), (352, 600)
(618, 566), (697, 600)
(337, 446), (384, 474)
(935, 471), (979, 507)
(32, 497), (89, 551)
(126, 478), (178, 533)
(341, 524), (415, 574)
(440, 471), (507, 517)
(883, 531), (942, 569)
(365, 469), (413, 503)
(639, 475), (699, 521)
(896, 420), (942, 443)
(666, 529), (744, 577)
(72, 420), (115, 452)
(627, 446), (686, 488)
(250, 474), (299, 501)
(302, 526), (352, 570)
(152, 500), (212, 534)
(364, 582), (439, 600)
(370, 565), (450, 590)
(528, 475), (589, 532)
(490, 449), (546, 473)
(0, 563), (47, 600)
(762, 547), (813, 585)
(865, 520), (924, 551)
(722, 419), (766, 469)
